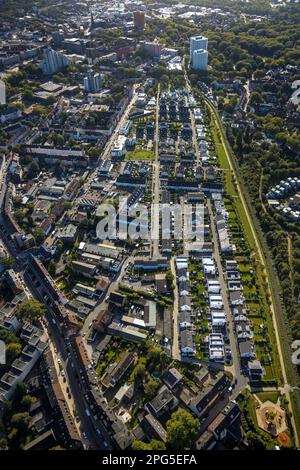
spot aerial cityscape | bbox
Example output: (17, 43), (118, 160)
(0, 0), (299, 454)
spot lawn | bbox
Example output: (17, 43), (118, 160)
(126, 148), (155, 161)
(256, 391), (280, 404)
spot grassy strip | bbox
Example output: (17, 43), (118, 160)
(290, 390), (300, 442)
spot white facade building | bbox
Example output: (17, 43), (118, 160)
(83, 69), (102, 93)
(190, 36), (208, 57)
(190, 35), (208, 70)
(0, 80), (6, 105)
(192, 49), (208, 71)
(41, 47), (70, 75)
(143, 41), (161, 58)
(111, 135), (127, 158)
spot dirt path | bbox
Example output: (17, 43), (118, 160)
(258, 164), (267, 214)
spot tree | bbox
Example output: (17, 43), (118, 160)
(132, 439), (166, 450)
(62, 200), (72, 211)
(144, 378), (160, 400)
(16, 299), (46, 322)
(146, 343), (161, 368)
(23, 89), (35, 101)
(48, 260), (57, 276)
(246, 430), (273, 450)
(6, 343), (22, 364)
(11, 412), (30, 432)
(0, 438), (8, 450)
(132, 363), (146, 386)
(50, 133), (64, 146)
(33, 227), (46, 245)
(166, 409), (199, 450)
(20, 394), (33, 411)
(0, 255), (14, 267)
(27, 160), (40, 179)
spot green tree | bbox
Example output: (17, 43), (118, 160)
(16, 299), (46, 322)
(20, 395), (33, 411)
(0, 255), (14, 267)
(0, 438), (8, 450)
(27, 160), (40, 179)
(133, 363), (146, 385)
(132, 439), (166, 450)
(48, 260), (57, 276)
(144, 378), (160, 400)
(11, 412), (30, 432)
(33, 227), (46, 245)
(6, 343), (22, 364)
(166, 409), (199, 450)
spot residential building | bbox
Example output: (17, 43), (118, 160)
(192, 49), (208, 71)
(40, 350), (82, 449)
(0, 342), (47, 401)
(145, 385), (178, 418)
(140, 413), (167, 443)
(162, 368), (183, 390)
(134, 257), (168, 271)
(0, 106), (22, 124)
(102, 352), (135, 388)
(189, 372), (228, 418)
(22, 145), (88, 168)
(4, 269), (23, 295)
(0, 79), (6, 105)
(143, 41), (161, 58)
(133, 11), (145, 30)
(180, 329), (195, 356)
(207, 401), (240, 441)
(248, 360), (264, 380)
(239, 340), (255, 359)
(56, 224), (77, 244)
(84, 69), (102, 93)
(71, 260), (97, 278)
(93, 307), (112, 333)
(107, 322), (147, 342)
(41, 47), (70, 75)
(111, 135), (127, 158)
(190, 35), (208, 59)
(23, 430), (57, 450)
(52, 30), (64, 46)
(209, 333), (225, 362)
